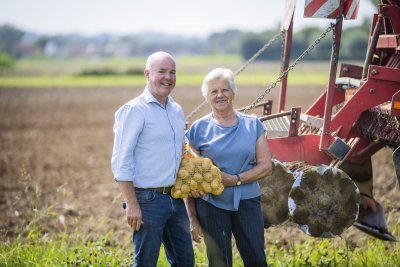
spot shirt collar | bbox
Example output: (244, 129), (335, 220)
(142, 87), (174, 106)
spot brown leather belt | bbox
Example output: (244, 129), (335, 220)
(137, 186), (172, 195)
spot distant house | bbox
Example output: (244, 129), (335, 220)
(44, 41), (61, 57)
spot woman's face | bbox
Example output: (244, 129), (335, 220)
(206, 78), (234, 112)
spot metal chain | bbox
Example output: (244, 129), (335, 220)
(185, 30), (285, 122)
(331, 21), (337, 66)
(242, 23), (336, 114)
(184, 100), (208, 123)
(280, 32), (286, 74)
(234, 30), (285, 77)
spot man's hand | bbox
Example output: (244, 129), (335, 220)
(118, 181), (143, 231)
(126, 201), (143, 231)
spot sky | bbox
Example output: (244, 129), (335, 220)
(0, 0), (377, 37)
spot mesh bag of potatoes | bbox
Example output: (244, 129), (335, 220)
(171, 144), (224, 199)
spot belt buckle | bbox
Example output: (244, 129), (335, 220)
(162, 186), (170, 194)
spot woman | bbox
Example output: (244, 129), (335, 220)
(186, 68), (273, 267)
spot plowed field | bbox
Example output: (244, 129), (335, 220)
(0, 86), (399, 245)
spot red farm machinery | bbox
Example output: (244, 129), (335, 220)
(185, 0), (399, 241)
(254, 0), (400, 241)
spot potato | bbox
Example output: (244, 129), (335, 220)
(203, 172), (213, 182)
(181, 184), (191, 194)
(210, 166), (219, 176)
(174, 179), (182, 189)
(172, 156), (224, 199)
(172, 189), (182, 199)
(201, 182), (212, 193)
(201, 158), (212, 171)
(212, 185), (224, 195)
(189, 180), (198, 190)
(184, 162), (195, 174)
(181, 158), (190, 167)
(193, 172), (203, 183)
(210, 179), (220, 189)
(178, 169), (189, 179)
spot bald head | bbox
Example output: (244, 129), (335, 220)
(145, 51), (175, 71)
(143, 51), (177, 104)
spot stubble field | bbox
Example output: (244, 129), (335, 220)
(0, 84), (399, 254)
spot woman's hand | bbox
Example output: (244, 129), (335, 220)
(189, 216), (203, 243)
(184, 197), (202, 242)
(221, 171), (237, 187)
(189, 190), (206, 198)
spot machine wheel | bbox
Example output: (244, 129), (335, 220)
(288, 165), (360, 237)
(260, 159), (294, 227)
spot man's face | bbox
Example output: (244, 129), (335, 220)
(145, 56), (176, 103)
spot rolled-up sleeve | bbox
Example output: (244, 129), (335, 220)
(111, 105), (144, 182)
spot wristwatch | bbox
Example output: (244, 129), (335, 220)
(235, 174), (241, 186)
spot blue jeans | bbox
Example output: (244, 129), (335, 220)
(129, 189), (194, 267)
(196, 197), (267, 267)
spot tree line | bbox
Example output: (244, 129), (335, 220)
(0, 21), (371, 68)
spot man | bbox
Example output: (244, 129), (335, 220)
(111, 51), (194, 267)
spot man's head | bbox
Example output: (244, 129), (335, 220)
(144, 51), (176, 104)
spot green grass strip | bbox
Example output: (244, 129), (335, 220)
(0, 231), (130, 267)
(2, 230), (400, 266)
(0, 72), (329, 88)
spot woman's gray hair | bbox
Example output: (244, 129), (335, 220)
(201, 68), (237, 99)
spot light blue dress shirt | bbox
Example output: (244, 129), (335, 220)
(111, 88), (185, 188)
(186, 112), (265, 211)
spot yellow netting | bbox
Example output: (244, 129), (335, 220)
(171, 144), (224, 199)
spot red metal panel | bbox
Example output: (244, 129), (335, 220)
(263, 100), (272, 115)
(304, 0), (360, 20)
(327, 0), (359, 19)
(288, 107), (301, 137)
(348, 0), (359, 19)
(331, 77), (400, 139)
(369, 66), (400, 82)
(320, 13), (344, 150)
(268, 134), (332, 165)
(379, 5), (400, 33)
(339, 64), (363, 79)
(346, 130), (384, 163)
(376, 35), (400, 49)
(305, 87), (345, 117)
(304, 0), (329, 17)
(278, 19), (293, 112)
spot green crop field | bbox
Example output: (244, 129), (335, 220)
(0, 56), (337, 88)
(0, 72), (329, 88)
(1, 219), (399, 266)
